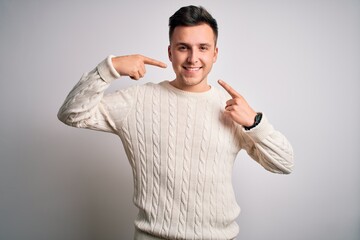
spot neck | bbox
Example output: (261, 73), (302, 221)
(170, 79), (211, 93)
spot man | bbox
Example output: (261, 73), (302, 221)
(58, 5), (293, 240)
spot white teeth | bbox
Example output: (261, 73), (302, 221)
(185, 67), (201, 71)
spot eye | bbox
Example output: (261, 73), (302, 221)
(200, 45), (209, 51)
(178, 45), (188, 51)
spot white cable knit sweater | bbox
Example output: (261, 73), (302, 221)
(58, 56), (294, 240)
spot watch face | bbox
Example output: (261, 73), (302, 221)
(244, 113), (262, 130)
(255, 113), (262, 124)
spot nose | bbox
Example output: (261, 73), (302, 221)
(187, 49), (199, 64)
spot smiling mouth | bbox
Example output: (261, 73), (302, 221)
(183, 66), (202, 72)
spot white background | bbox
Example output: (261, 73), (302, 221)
(0, 0), (359, 239)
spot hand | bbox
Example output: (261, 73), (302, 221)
(111, 54), (167, 80)
(218, 80), (257, 127)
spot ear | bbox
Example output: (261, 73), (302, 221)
(213, 47), (218, 63)
(168, 45), (172, 62)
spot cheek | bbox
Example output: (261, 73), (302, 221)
(206, 55), (216, 64)
(171, 54), (183, 65)
(204, 55), (215, 65)
(208, 50), (218, 63)
(171, 60), (180, 72)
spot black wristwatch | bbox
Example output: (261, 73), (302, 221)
(244, 112), (263, 130)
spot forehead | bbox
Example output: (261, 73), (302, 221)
(170, 23), (216, 45)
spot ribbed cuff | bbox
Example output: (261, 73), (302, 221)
(97, 55), (121, 83)
(243, 114), (274, 143)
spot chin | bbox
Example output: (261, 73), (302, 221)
(182, 79), (203, 87)
(182, 75), (206, 85)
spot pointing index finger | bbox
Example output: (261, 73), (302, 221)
(218, 80), (240, 98)
(143, 56), (167, 68)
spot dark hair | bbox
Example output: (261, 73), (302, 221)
(169, 5), (218, 44)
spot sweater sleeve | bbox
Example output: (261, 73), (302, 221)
(57, 55), (137, 134)
(239, 114), (294, 174)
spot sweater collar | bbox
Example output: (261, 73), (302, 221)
(161, 80), (215, 98)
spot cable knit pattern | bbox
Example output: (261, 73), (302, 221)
(122, 121), (138, 202)
(209, 110), (225, 239)
(150, 86), (161, 230)
(161, 90), (177, 237)
(194, 98), (211, 238)
(176, 97), (195, 238)
(136, 87), (147, 207)
(58, 56), (294, 240)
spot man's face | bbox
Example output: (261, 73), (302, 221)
(168, 23), (218, 92)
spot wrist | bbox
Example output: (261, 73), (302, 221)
(244, 112), (262, 130)
(97, 55), (121, 83)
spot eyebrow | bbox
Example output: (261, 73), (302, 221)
(175, 42), (212, 47)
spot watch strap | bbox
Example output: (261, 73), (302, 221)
(244, 112), (263, 130)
